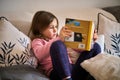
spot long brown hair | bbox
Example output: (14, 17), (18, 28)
(28, 11), (59, 40)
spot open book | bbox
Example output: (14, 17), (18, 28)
(64, 18), (94, 51)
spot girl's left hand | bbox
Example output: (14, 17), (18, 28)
(93, 29), (98, 41)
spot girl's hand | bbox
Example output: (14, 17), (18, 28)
(93, 29), (98, 41)
(59, 26), (72, 41)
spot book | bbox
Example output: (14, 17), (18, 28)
(64, 18), (94, 51)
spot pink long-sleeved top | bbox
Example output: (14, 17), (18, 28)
(31, 37), (72, 76)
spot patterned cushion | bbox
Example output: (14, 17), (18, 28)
(98, 13), (120, 57)
(0, 17), (37, 67)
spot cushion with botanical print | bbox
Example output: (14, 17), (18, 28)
(98, 13), (120, 57)
(0, 17), (37, 67)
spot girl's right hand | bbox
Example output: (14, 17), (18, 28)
(59, 26), (72, 41)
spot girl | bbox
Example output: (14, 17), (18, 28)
(28, 11), (101, 80)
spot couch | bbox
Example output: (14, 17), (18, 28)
(0, 6), (120, 80)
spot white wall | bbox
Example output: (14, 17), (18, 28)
(0, 0), (120, 23)
(0, 0), (119, 34)
(0, 0), (120, 12)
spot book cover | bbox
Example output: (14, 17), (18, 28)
(64, 18), (94, 51)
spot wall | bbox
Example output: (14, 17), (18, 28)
(0, 0), (119, 34)
(0, 0), (120, 12)
(0, 0), (120, 20)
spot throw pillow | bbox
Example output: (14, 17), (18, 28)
(98, 13), (120, 57)
(0, 17), (37, 67)
(81, 53), (120, 80)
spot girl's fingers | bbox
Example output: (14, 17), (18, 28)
(94, 29), (98, 33)
(93, 29), (98, 41)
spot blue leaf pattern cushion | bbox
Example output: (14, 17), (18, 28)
(0, 17), (37, 67)
(98, 13), (120, 57)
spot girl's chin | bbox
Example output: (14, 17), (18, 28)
(48, 36), (56, 40)
(52, 36), (56, 39)
(49, 35), (57, 39)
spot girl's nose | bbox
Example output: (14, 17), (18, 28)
(53, 27), (57, 32)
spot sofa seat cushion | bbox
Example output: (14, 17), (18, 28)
(0, 64), (49, 80)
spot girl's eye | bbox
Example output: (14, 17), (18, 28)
(49, 25), (57, 29)
(49, 26), (54, 29)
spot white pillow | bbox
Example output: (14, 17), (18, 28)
(0, 17), (37, 67)
(96, 34), (104, 53)
(98, 13), (120, 57)
(81, 53), (120, 80)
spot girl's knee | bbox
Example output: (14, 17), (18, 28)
(50, 40), (67, 55)
(51, 40), (64, 48)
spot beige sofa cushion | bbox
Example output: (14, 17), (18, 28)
(81, 53), (120, 80)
